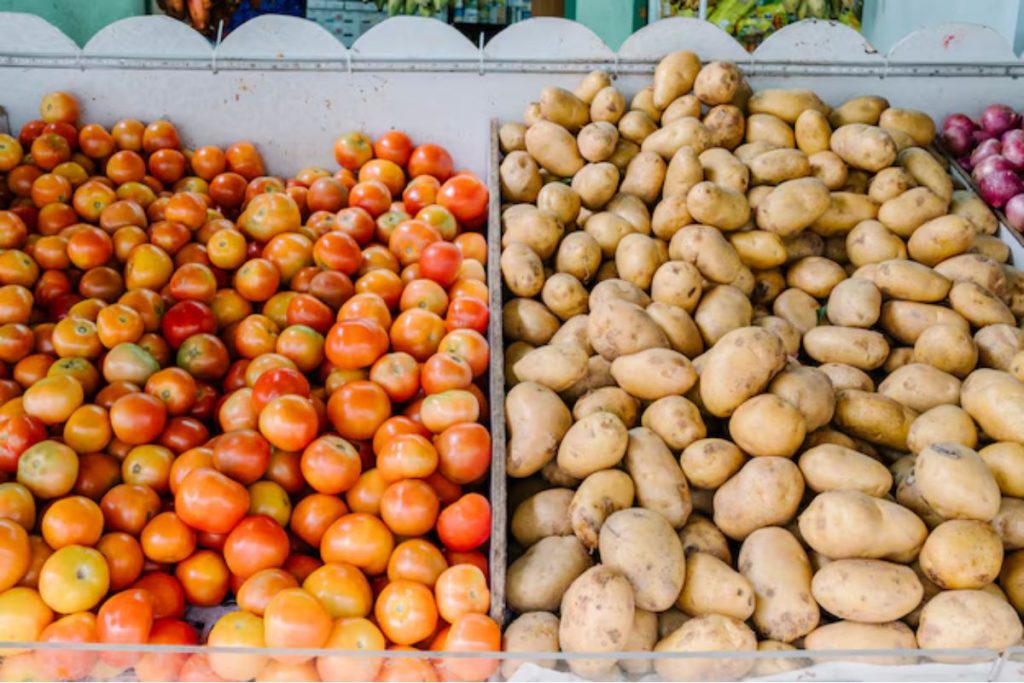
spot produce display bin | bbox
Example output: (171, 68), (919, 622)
(5, 9), (1024, 682)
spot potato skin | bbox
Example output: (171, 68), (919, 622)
(798, 443), (892, 497)
(654, 614), (757, 682)
(979, 442), (1024, 497)
(506, 381), (572, 478)
(699, 326), (787, 417)
(799, 490), (927, 561)
(557, 410), (628, 478)
(756, 177), (831, 237)
(962, 369), (1024, 445)
(653, 50), (701, 109)
(811, 559), (923, 622)
(768, 365), (835, 432)
(877, 363), (961, 414)
(501, 612), (561, 680)
(738, 527), (819, 642)
(804, 621), (917, 662)
(678, 552), (755, 620)
(919, 519), (1003, 589)
(611, 348), (697, 400)
(748, 88), (829, 124)
(917, 589), (1023, 651)
(915, 443), (1000, 522)
(506, 535), (594, 612)
(833, 389), (917, 450)
(728, 394), (806, 458)
(625, 427), (692, 528)
(713, 457), (804, 540)
(569, 469), (635, 549)
(559, 565), (636, 678)
(512, 343), (589, 393)
(587, 298), (669, 361)
(803, 326), (890, 371)
(600, 508), (687, 611)
(525, 120), (584, 177)
(511, 488), (575, 547)
(830, 124), (897, 172)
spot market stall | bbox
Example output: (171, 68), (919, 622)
(3, 9), (1024, 681)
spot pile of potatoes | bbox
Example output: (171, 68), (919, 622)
(498, 50), (1024, 680)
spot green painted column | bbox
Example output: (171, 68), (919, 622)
(0, 0), (147, 46)
(570, 0), (644, 50)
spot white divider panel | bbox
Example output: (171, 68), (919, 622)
(217, 14), (348, 60)
(618, 17), (748, 62)
(753, 19), (883, 62)
(83, 15), (212, 59)
(0, 12), (78, 56)
(4, 13), (1024, 177)
(353, 16), (476, 59)
(886, 22), (1017, 63)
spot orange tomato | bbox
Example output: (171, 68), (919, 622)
(316, 617), (386, 682)
(236, 568), (298, 616)
(248, 480), (292, 527)
(263, 587), (333, 662)
(299, 435), (362, 496)
(0, 482), (36, 530)
(140, 511), (196, 564)
(259, 394), (319, 452)
(377, 434), (438, 483)
(435, 613), (500, 682)
(380, 479), (440, 537)
(0, 519), (30, 592)
(41, 495), (103, 549)
(0, 586), (54, 651)
(326, 379), (390, 441)
(207, 611), (268, 681)
(39, 545), (110, 613)
(174, 549), (230, 607)
(387, 539), (448, 588)
(320, 513), (393, 576)
(223, 515), (290, 579)
(100, 483), (160, 535)
(434, 564), (489, 624)
(333, 131), (373, 171)
(174, 468), (249, 534)
(17, 440), (79, 499)
(302, 562), (373, 619)
(36, 611), (100, 680)
(374, 579), (438, 646)
(97, 532), (145, 591)
(389, 308), (446, 361)
(345, 468), (387, 516)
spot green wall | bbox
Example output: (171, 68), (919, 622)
(0, 0), (147, 46)
(567, 0), (645, 50)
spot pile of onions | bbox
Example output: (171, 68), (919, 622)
(942, 104), (1024, 226)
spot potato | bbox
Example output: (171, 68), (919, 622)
(917, 589), (1023, 651)
(507, 535), (593, 612)
(624, 427), (692, 528)
(646, 302), (704, 358)
(512, 344), (589, 393)
(824, 277), (879, 328)
(684, 186), (751, 240)
(703, 104), (746, 150)
(844, 221), (905, 268)
(608, 138), (641, 173)
(713, 457), (804, 540)
(524, 102), (542, 125)
(935, 253), (1008, 298)
(541, 461), (582, 488)
(805, 621), (917, 662)
(657, 608), (690, 641)
(995, 499), (1024, 550)
(693, 61), (741, 105)
(878, 363), (961, 414)
(588, 298), (671, 365)
(764, 365), (833, 432)
(524, 120), (584, 177)
(651, 261), (703, 312)
(679, 438), (745, 490)
(658, 147), (702, 200)
(641, 117), (711, 160)
(786, 255), (846, 297)
(728, 395), (806, 458)
(951, 189), (999, 236)
(753, 270), (789, 305)
(619, 111), (657, 148)
(573, 386), (637, 426)
(503, 296), (561, 348)
(738, 526), (819, 642)
(915, 443), (1000, 522)
(751, 641), (808, 678)
(803, 327), (889, 371)
(569, 162), (618, 210)
(679, 514), (732, 563)
(907, 404), (978, 454)
(559, 565), (635, 678)
(877, 187), (948, 238)
(499, 122), (526, 153)
(669, 225), (743, 284)
(962, 368), (1024, 443)
(971, 234), (1010, 263)
(748, 88), (829, 124)
(810, 559), (922, 623)
(501, 612), (560, 680)
(652, 50), (701, 109)
(607, 192), (651, 234)
(878, 108), (935, 147)
(599, 508), (686, 612)
(614, 233), (663, 291)
(574, 69), (612, 104)
(654, 615), (757, 682)
(553, 233), (599, 284)
(975, 324), (1024, 371)
(662, 94), (702, 126)
(500, 241), (544, 298)
(793, 109), (832, 155)
(678, 552), (754, 620)
(695, 285), (752, 345)
(569, 469), (634, 549)
(737, 141), (783, 166)
(829, 124), (897, 172)
(502, 206), (562, 261)
(499, 151), (542, 203)
(619, 151), (666, 206)
(798, 444), (892, 497)
(808, 150), (849, 190)
(589, 277), (650, 309)
(884, 346), (915, 373)
(868, 167), (916, 204)
(610, 348), (697, 401)
(833, 389), (916, 450)
(700, 326), (787, 417)
(504, 341), (534, 387)
(978, 442), (1024, 497)
(749, 148), (811, 186)
(697, 148), (746, 194)
(919, 519), (1002, 590)
(913, 323), (977, 378)
(536, 182), (580, 226)
(630, 86), (660, 122)
(1003, 551), (1024, 614)
(799, 490), (927, 560)
(811, 192), (880, 236)
(539, 86), (589, 133)
(829, 95), (889, 127)
(880, 300), (969, 345)
(950, 281), (1015, 327)
(899, 146), (952, 202)
(506, 381), (572, 478)
(906, 215), (973, 267)
(872, 259), (951, 302)
(589, 86), (625, 125)
(746, 113), (795, 148)
(511, 488), (574, 547)
(747, 177), (831, 239)
(727, 231), (786, 272)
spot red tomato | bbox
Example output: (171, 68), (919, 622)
(161, 301), (216, 350)
(419, 241), (464, 288)
(437, 493), (490, 552)
(408, 144), (454, 182)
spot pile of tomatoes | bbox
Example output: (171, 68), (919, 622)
(0, 90), (500, 682)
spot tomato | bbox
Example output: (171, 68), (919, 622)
(0, 414), (46, 472)
(0, 135), (23, 174)
(374, 131), (414, 166)
(259, 394), (319, 452)
(207, 611), (268, 681)
(22, 373), (83, 424)
(239, 192), (300, 243)
(438, 174), (488, 229)
(349, 180), (392, 218)
(223, 515), (290, 579)
(390, 309), (446, 361)
(435, 613), (500, 682)
(375, 579), (438, 646)
(421, 352), (473, 395)
(387, 539), (448, 589)
(174, 550), (230, 607)
(320, 513), (393, 576)
(300, 434), (362, 496)
(174, 468), (249, 534)
(245, 480), (291, 527)
(108, 391), (167, 445)
(261, 586), (332, 664)
(434, 563), (488, 624)
(0, 519), (30, 592)
(437, 493), (490, 552)
(38, 544), (110, 613)
(372, 417), (429, 459)
(97, 532), (144, 591)
(213, 429), (271, 485)
(140, 511), (196, 564)
(302, 561), (372, 619)
(333, 131), (374, 171)
(380, 478), (440, 537)
(389, 219), (440, 267)
(314, 616), (386, 682)
(420, 389), (479, 433)
(135, 617), (199, 682)
(17, 440), (79, 499)
(36, 611), (99, 680)
(41, 495), (103, 549)
(400, 278), (448, 316)
(408, 144), (454, 182)
(100, 483), (160, 535)
(0, 586), (53, 646)
(177, 332), (229, 381)
(324, 318), (389, 370)
(0, 482), (36, 529)
(235, 568), (297, 617)
(327, 379), (390, 441)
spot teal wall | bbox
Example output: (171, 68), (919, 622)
(0, 0), (147, 46)
(568, 0), (644, 50)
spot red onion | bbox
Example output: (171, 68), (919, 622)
(942, 113), (976, 133)
(973, 155), (1014, 183)
(1003, 129), (1024, 169)
(974, 129), (997, 145)
(941, 126), (974, 156)
(1006, 193), (1024, 230)
(979, 169), (1024, 208)
(971, 138), (1002, 167)
(981, 104), (1020, 136)
(957, 156), (973, 171)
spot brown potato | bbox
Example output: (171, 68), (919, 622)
(830, 124), (897, 172)
(808, 150), (849, 190)
(728, 394), (806, 458)
(713, 457), (804, 540)
(829, 95), (889, 127)
(919, 519), (1003, 589)
(703, 104), (746, 150)
(590, 86), (625, 125)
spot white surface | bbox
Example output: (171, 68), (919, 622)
(618, 17), (747, 61)
(217, 14), (347, 59)
(862, 0), (1024, 56)
(753, 19), (883, 62)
